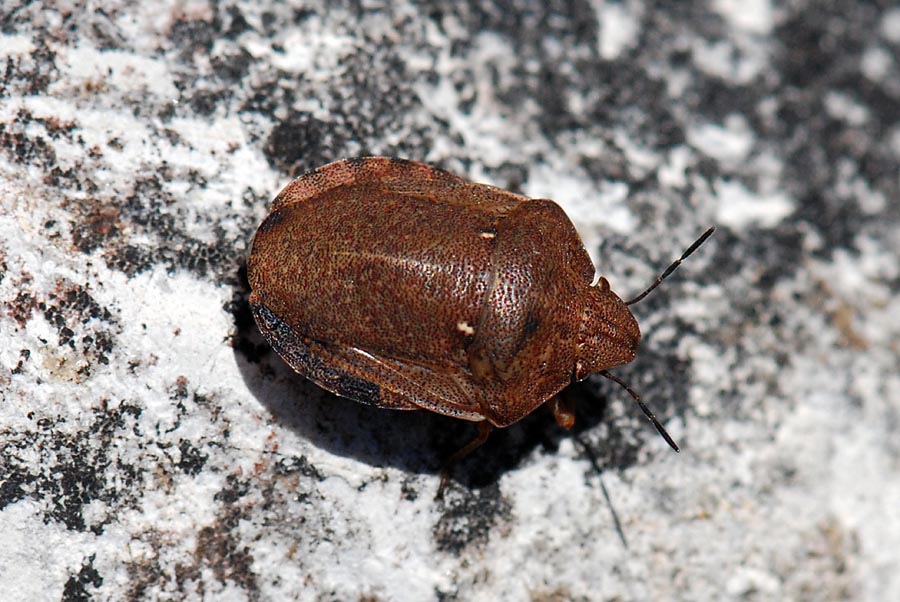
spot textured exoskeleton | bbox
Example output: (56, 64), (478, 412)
(247, 157), (642, 430)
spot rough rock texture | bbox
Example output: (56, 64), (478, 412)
(1, 1), (898, 601)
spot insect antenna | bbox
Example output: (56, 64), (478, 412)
(600, 370), (680, 452)
(625, 227), (715, 306)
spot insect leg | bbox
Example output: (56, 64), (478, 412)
(549, 394), (577, 429)
(436, 421), (494, 499)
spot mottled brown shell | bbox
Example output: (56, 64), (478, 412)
(247, 157), (640, 427)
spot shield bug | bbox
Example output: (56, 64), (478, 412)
(247, 157), (713, 490)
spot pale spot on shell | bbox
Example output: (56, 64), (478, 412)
(457, 321), (476, 335)
(480, 231), (496, 239)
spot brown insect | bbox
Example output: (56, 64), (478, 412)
(247, 157), (713, 490)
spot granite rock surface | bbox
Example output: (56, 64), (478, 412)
(1, 1), (899, 601)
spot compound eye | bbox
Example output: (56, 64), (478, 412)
(597, 276), (610, 292)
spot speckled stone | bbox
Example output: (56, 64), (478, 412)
(1, 2), (898, 601)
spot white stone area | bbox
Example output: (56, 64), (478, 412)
(1, 2), (898, 601)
